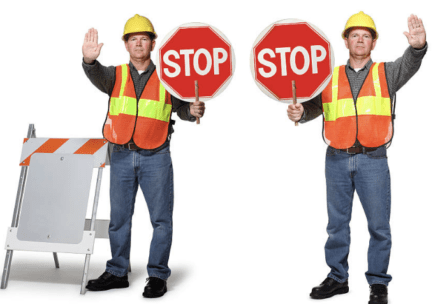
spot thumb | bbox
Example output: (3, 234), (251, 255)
(294, 103), (301, 109)
(403, 32), (410, 39)
(97, 43), (104, 53)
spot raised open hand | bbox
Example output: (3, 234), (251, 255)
(403, 14), (426, 49)
(82, 28), (104, 64)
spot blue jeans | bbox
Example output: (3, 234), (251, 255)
(105, 143), (174, 280)
(324, 146), (392, 286)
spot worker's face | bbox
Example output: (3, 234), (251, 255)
(344, 27), (377, 58)
(125, 32), (156, 60)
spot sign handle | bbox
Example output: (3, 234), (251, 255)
(292, 80), (298, 127)
(195, 80), (200, 125)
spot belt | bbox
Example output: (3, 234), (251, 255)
(121, 143), (143, 151)
(340, 146), (378, 154)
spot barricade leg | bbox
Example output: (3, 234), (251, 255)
(80, 167), (104, 294)
(1, 250), (13, 289)
(80, 254), (91, 295)
(53, 253), (60, 268)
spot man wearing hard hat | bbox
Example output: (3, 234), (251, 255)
(287, 12), (427, 304)
(81, 15), (205, 297)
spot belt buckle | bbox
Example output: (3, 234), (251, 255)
(346, 148), (356, 155)
(128, 143), (137, 151)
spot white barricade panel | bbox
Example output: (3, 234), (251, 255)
(17, 153), (94, 245)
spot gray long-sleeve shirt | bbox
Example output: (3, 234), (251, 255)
(82, 59), (196, 146)
(300, 44), (428, 146)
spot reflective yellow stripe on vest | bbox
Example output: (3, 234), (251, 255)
(323, 63), (390, 122)
(138, 84), (172, 122)
(109, 64), (137, 116)
(356, 63), (391, 117)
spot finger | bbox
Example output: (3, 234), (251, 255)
(84, 32), (88, 44)
(287, 104), (295, 110)
(91, 28), (95, 43)
(288, 110), (300, 116)
(410, 16), (418, 31)
(407, 16), (414, 31)
(94, 29), (98, 45)
(419, 18), (425, 30)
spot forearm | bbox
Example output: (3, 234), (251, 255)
(299, 94), (323, 123)
(385, 43), (428, 96)
(82, 59), (116, 96)
(171, 96), (196, 122)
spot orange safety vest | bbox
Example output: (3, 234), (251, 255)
(103, 64), (172, 150)
(321, 62), (393, 149)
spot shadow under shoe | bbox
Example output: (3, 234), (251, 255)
(86, 271), (129, 291)
(310, 277), (349, 299)
(143, 277), (167, 298)
(369, 284), (388, 304)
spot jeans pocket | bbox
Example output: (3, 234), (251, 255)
(156, 144), (170, 154)
(112, 144), (122, 153)
(366, 146), (387, 159)
(326, 146), (337, 156)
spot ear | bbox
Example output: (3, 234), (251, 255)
(151, 39), (156, 52)
(344, 38), (349, 49)
(371, 39), (377, 51)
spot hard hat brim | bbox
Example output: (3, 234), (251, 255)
(342, 27), (378, 40)
(121, 31), (158, 41)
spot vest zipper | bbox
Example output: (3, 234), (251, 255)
(346, 65), (370, 147)
(129, 66), (155, 144)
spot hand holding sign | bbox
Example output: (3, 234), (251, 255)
(157, 23), (235, 124)
(250, 19), (334, 126)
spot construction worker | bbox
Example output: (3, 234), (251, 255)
(287, 12), (427, 304)
(82, 15), (205, 297)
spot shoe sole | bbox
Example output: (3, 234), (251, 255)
(368, 300), (387, 304)
(86, 281), (129, 291)
(310, 286), (349, 299)
(142, 286), (167, 298)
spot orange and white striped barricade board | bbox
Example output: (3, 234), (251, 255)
(1, 124), (109, 294)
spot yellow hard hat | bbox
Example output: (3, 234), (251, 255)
(122, 14), (157, 40)
(342, 11), (378, 40)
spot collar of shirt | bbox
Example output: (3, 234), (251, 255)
(128, 60), (156, 76)
(346, 58), (373, 73)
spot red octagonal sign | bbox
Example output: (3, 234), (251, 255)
(157, 23), (235, 102)
(251, 19), (334, 103)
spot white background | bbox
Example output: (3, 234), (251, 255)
(0, 0), (438, 303)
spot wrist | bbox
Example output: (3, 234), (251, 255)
(83, 57), (95, 65)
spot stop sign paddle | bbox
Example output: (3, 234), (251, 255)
(250, 19), (334, 126)
(157, 22), (235, 124)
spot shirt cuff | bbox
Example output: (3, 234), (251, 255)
(187, 106), (197, 122)
(411, 41), (428, 54)
(299, 108), (307, 123)
(82, 58), (96, 66)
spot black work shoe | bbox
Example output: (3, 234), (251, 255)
(369, 284), (388, 304)
(86, 271), (129, 291)
(310, 277), (349, 299)
(142, 277), (167, 298)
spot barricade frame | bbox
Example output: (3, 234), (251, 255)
(1, 124), (110, 294)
